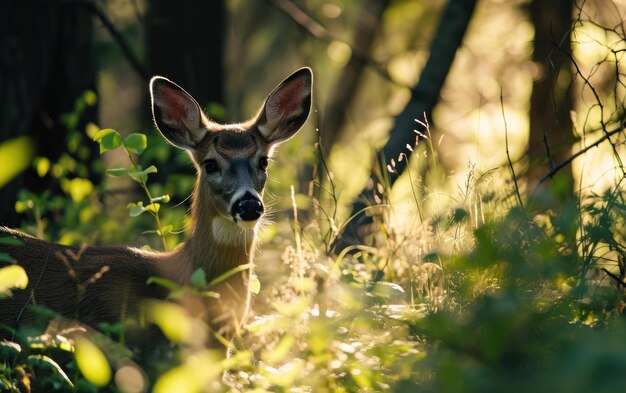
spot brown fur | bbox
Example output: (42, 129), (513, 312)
(0, 191), (252, 344)
(0, 67), (312, 348)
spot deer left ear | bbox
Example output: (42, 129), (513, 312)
(256, 68), (312, 145)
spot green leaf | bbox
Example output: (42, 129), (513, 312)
(127, 202), (145, 217)
(153, 351), (222, 393)
(123, 133), (148, 155)
(0, 136), (35, 188)
(93, 128), (117, 142)
(34, 157), (50, 177)
(74, 337), (111, 387)
(190, 269), (207, 289)
(105, 168), (129, 177)
(249, 274), (261, 294)
(0, 252), (15, 264)
(95, 129), (122, 153)
(0, 236), (22, 246)
(144, 203), (160, 214)
(83, 90), (98, 107)
(60, 178), (94, 202)
(128, 166), (145, 184)
(0, 265), (29, 297)
(85, 122), (100, 139)
(128, 165), (157, 185)
(144, 300), (194, 343)
(15, 200), (32, 213)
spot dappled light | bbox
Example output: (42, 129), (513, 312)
(0, 137), (35, 188)
(1, 0), (626, 392)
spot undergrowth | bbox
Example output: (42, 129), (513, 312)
(2, 102), (626, 392)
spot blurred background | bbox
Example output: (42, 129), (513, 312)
(2, 1), (626, 391)
(0, 0), (624, 244)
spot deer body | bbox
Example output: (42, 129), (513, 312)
(0, 68), (312, 345)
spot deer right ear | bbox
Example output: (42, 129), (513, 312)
(256, 68), (312, 145)
(150, 76), (209, 150)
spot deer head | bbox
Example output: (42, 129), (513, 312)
(150, 68), (312, 233)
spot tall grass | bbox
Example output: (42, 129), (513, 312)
(2, 114), (626, 392)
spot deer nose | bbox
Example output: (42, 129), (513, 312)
(234, 192), (263, 221)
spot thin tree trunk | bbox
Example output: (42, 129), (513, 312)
(319, 0), (391, 154)
(334, 0), (478, 252)
(527, 0), (574, 194)
(296, 0), (390, 197)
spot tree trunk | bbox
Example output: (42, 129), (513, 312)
(0, 1), (97, 227)
(146, 0), (225, 115)
(301, 0), (391, 197)
(319, 0), (391, 155)
(334, 0), (478, 252)
(527, 0), (574, 195)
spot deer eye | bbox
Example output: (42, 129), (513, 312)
(259, 157), (269, 171)
(204, 159), (219, 174)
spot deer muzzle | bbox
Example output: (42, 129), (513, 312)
(232, 191), (263, 222)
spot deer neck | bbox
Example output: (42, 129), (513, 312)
(164, 180), (257, 285)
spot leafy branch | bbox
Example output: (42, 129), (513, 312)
(92, 129), (171, 250)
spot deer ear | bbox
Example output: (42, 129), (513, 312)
(150, 76), (209, 150)
(256, 68), (312, 145)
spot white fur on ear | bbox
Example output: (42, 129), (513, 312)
(257, 68), (312, 144)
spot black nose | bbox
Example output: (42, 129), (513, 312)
(234, 192), (263, 221)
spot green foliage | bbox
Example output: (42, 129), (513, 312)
(0, 237), (27, 298)
(0, 265), (28, 298)
(91, 127), (174, 250)
(6, 155), (626, 392)
(5, 98), (626, 392)
(0, 136), (35, 188)
(74, 337), (111, 387)
(93, 129), (122, 154)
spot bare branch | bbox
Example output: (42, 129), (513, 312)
(602, 268), (626, 289)
(84, 0), (149, 81)
(266, 0), (403, 87)
(538, 122), (626, 184)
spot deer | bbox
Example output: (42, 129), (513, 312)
(0, 67), (312, 349)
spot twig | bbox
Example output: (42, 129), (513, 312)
(85, 0), (150, 81)
(553, 43), (625, 176)
(538, 123), (625, 184)
(501, 86), (524, 208)
(315, 129), (340, 252)
(602, 268), (626, 289)
(542, 130), (556, 170)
